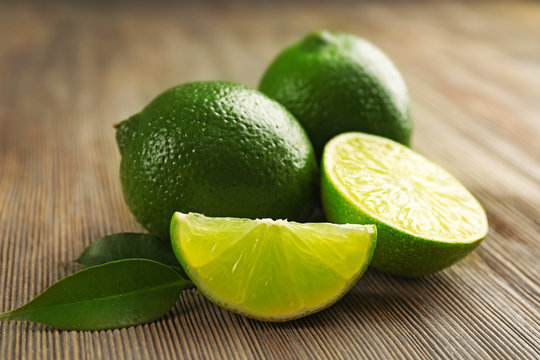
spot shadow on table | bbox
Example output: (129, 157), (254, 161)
(240, 268), (455, 332)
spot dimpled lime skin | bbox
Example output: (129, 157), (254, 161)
(321, 168), (483, 277)
(116, 81), (318, 238)
(259, 30), (412, 156)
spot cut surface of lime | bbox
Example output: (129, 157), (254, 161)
(322, 132), (488, 276)
(170, 212), (376, 321)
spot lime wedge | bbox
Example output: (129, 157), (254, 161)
(170, 212), (376, 321)
(321, 132), (488, 277)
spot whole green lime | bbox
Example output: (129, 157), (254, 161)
(116, 81), (318, 238)
(259, 30), (413, 156)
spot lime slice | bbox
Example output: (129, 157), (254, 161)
(170, 212), (376, 321)
(321, 132), (488, 277)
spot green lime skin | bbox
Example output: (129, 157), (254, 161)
(321, 168), (483, 277)
(116, 81), (318, 238)
(259, 30), (412, 156)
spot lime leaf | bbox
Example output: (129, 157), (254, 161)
(0, 259), (185, 330)
(75, 232), (189, 280)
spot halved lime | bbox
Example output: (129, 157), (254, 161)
(321, 132), (488, 277)
(170, 212), (376, 321)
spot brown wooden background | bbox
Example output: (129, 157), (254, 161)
(1, 1), (539, 359)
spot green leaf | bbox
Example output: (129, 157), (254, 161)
(76, 232), (177, 267)
(75, 232), (190, 281)
(0, 259), (185, 330)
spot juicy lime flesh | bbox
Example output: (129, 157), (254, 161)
(325, 133), (488, 243)
(171, 212), (376, 321)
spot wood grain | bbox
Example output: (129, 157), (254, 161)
(1, 1), (539, 359)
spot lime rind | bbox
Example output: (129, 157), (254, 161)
(171, 212), (376, 321)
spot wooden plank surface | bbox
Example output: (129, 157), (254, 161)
(0, 1), (539, 359)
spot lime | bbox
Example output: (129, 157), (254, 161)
(321, 132), (488, 277)
(259, 30), (412, 156)
(116, 81), (318, 238)
(170, 212), (376, 321)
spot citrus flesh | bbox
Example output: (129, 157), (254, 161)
(170, 212), (376, 321)
(116, 81), (318, 238)
(259, 30), (412, 156)
(321, 133), (488, 277)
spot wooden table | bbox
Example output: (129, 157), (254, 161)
(1, 1), (539, 359)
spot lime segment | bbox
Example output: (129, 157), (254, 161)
(171, 212), (376, 321)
